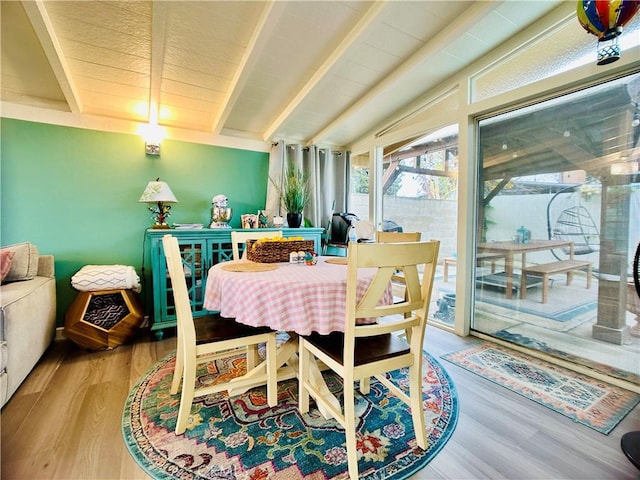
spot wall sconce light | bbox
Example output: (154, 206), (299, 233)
(139, 178), (178, 228)
(145, 141), (160, 156)
(138, 123), (165, 156)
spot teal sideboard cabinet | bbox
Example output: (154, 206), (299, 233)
(144, 227), (323, 339)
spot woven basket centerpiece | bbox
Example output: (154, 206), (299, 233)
(246, 237), (314, 263)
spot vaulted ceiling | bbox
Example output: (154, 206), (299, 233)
(2, 1), (567, 149)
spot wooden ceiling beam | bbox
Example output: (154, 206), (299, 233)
(397, 165), (457, 179)
(149, 2), (168, 124)
(384, 137), (458, 162)
(381, 160), (400, 191)
(21, 0), (81, 113)
(263, 1), (387, 143)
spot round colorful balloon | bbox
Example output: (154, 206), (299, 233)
(577, 0), (640, 40)
(576, 0), (640, 64)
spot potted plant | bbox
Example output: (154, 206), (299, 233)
(274, 160), (310, 228)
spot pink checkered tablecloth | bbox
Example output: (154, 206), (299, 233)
(203, 257), (392, 335)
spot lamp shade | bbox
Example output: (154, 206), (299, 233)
(139, 181), (178, 203)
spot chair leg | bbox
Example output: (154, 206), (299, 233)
(404, 327), (412, 342)
(266, 336), (277, 407)
(175, 360), (197, 435)
(170, 342), (183, 395)
(298, 340), (310, 414)
(409, 363), (428, 449)
(246, 344), (259, 370)
(360, 376), (370, 394)
(344, 376), (359, 480)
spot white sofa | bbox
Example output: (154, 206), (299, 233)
(0, 243), (56, 408)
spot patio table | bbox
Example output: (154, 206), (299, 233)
(478, 239), (575, 299)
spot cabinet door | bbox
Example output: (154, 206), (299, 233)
(206, 236), (234, 266)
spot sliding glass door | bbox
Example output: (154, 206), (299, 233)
(474, 71), (640, 384)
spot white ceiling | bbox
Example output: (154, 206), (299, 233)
(1, 1), (566, 149)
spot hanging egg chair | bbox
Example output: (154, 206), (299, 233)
(546, 184), (601, 260)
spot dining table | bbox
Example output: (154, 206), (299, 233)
(203, 256), (392, 335)
(477, 239), (575, 299)
(202, 255), (393, 416)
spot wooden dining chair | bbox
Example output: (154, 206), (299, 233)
(375, 231), (421, 243)
(162, 234), (278, 435)
(231, 230), (283, 260)
(376, 231), (422, 299)
(298, 240), (440, 479)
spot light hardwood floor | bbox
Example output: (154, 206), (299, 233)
(1, 325), (638, 479)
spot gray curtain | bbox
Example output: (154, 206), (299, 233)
(265, 141), (286, 217)
(266, 142), (349, 229)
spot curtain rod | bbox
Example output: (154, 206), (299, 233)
(271, 141), (343, 155)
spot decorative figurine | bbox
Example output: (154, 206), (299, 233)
(305, 251), (318, 265)
(258, 210), (268, 228)
(210, 194), (232, 228)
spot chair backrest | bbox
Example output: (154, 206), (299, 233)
(376, 231), (421, 243)
(231, 230), (283, 260)
(162, 234), (196, 346)
(374, 231), (423, 299)
(344, 240), (439, 354)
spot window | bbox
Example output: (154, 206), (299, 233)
(349, 153), (370, 222)
(380, 126), (459, 258)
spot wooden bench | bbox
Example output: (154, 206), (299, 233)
(442, 253), (505, 283)
(520, 259), (592, 303)
(442, 257), (456, 282)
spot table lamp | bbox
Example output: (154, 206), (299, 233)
(139, 179), (178, 229)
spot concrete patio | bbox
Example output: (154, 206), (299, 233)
(429, 262), (640, 388)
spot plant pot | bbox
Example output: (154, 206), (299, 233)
(434, 293), (456, 324)
(287, 213), (303, 228)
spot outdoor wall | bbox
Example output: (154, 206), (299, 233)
(487, 192), (603, 265)
(351, 193), (458, 259)
(488, 190), (639, 271)
(1, 118), (269, 326)
(352, 188), (637, 272)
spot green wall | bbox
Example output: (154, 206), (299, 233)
(0, 118), (269, 326)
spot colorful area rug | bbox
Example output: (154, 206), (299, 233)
(442, 342), (640, 434)
(494, 330), (640, 387)
(435, 279), (597, 332)
(122, 351), (458, 479)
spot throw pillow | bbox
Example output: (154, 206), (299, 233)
(2, 242), (39, 282)
(0, 249), (15, 281)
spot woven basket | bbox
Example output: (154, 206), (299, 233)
(246, 239), (315, 263)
